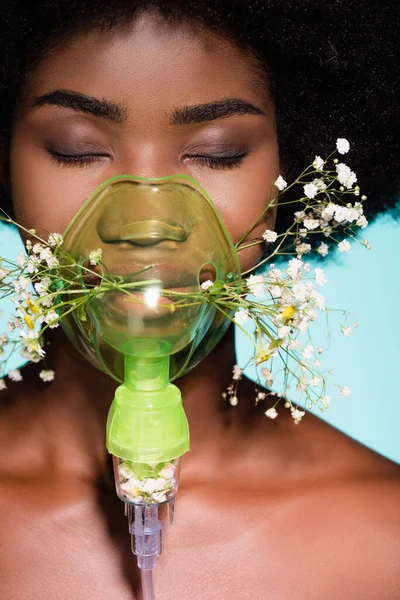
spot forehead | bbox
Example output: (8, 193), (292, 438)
(20, 14), (271, 119)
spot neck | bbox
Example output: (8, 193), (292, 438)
(13, 328), (236, 479)
(13, 327), (340, 486)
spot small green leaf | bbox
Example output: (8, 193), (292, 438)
(269, 338), (283, 350)
(209, 280), (224, 294)
(76, 303), (87, 322)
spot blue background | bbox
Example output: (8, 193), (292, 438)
(236, 209), (399, 464)
(1, 213), (399, 463)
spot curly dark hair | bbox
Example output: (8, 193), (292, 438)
(0, 0), (399, 233)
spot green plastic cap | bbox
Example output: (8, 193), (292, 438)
(106, 355), (190, 462)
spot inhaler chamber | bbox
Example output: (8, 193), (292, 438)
(61, 174), (240, 382)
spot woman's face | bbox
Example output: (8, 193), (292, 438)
(9, 14), (279, 272)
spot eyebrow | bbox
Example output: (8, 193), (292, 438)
(169, 98), (265, 125)
(32, 90), (265, 126)
(32, 90), (127, 124)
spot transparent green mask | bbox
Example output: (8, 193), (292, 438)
(61, 174), (239, 383)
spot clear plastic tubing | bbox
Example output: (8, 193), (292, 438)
(141, 569), (156, 600)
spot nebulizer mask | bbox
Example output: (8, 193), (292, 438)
(60, 174), (240, 598)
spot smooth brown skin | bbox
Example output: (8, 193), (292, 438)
(1, 14), (400, 600)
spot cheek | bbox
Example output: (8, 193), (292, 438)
(9, 131), (106, 234)
(195, 144), (279, 272)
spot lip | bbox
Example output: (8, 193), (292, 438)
(91, 286), (204, 323)
(82, 262), (204, 320)
(82, 262), (214, 289)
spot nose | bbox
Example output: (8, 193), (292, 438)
(106, 219), (188, 246)
(95, 178), (194, 248)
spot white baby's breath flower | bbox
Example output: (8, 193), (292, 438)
(44, 310), (59, 328)
(317, 242), (329, 257)
(46, 256), (60, 269)
(287, 258), (303, 279)
(296, 243), (311, 256)
(288, 338), (300, 350)
(277, 326), (290, 339)
(356, 215), (368, 229)
(34, 277), (51, 296)
(303, 182), (318, 199)
(336, 138), (350, 154)
(234, 310), (249, 326)
(274, 175), (287, 191)
(314, 268), (327, 287)
(312, 178), (327, 193)
(340, 386), (351, 398)
(8, 369), (23, 382)
(310, 376), (321, 387)
(0, 379), (7, 391)
(16, 251), (27, 268)
(336, 163), (357, 189)
(201, 280), (214, 290)
(302, 345), (314, 360)
(32, 243), (43, 255)
(270, 285), (282, 298)
(297, 318), (309, 334)
(292, 282), (307, 302)
(312, 155), (324, 170)
(262, 229), (278, 243)
(321, 203), (336, 222)
(26, 257), (40, 274)
(89, 248), (102, 266)
(265, 407), (278, 419)
(232, 364), (242, 380)
(39, 247), (53, 262)
(291, 407), (306, 423)
(48, 233), (63, 247)
(39, 369), (55, 382)
(41, 297), (54, 308)
(297, 373), (309, 390)
(341, 326), (352, 337)
(338, 239), (351, 253)
(18, 276), (30, 289)
(303, 218), (320, 231)
(230, 396), (238, 406)
(333, 206), (351, 224)
(307, 287), (325, 310)
(322, 395), (331, 408)
(260, 367), (273, 383)
(247, 274), (264, 298)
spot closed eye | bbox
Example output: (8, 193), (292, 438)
(184, 150), (248, 169)
(47, 149), (110, 167)
(47, 148), (249, 169)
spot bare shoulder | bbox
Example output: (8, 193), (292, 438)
(280, 459), (400, 598)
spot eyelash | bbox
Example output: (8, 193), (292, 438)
(189, 152), (247, 169)
(47, 150), (248, 170)
(48, 150), (107, 167)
